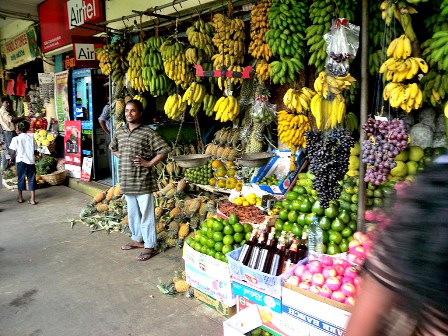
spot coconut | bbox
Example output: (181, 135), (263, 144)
(418, 108), (436, 132)
(435, 114), (446, 133)
(410, 123), (433, 149)
(432, 132), (447, 148)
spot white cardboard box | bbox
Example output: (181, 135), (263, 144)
(223, 305), (262, 336)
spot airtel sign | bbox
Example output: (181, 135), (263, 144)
(67, 0), (99, 29)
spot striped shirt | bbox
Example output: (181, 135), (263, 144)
(110, 124), (171, 194)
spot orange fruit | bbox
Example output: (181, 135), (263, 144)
(217, 179), (227, 188)
(225, 160), (235, 168)
(212, 160), (224, 169)
(235, 181), (243, 191)
(215, 166), (227, 177)
(209, 177), (217, 186)
(226, 168), (237, 177)
(226, 177), (237, 189)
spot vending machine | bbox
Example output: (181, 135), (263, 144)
(71, 68), (109, 181)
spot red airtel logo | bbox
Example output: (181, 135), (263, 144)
(67, 0), (99, 29)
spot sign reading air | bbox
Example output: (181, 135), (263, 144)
(67, 0), (99, 29)
(74, 43), (95, 61)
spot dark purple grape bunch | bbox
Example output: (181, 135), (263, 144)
(305, 128), (355, 208)
(361, 117), (408, 185)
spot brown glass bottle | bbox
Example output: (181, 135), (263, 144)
(238, 227), (259, 266)
(247, 229), (267, 269)
(297, 232), (308, 261)
(286, 232), (295, 249)
(256, 227), (276, 273)
(268, 235), (287, 276)
(282, 239), (299, 273)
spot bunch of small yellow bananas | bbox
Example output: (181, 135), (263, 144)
(383, 82), (423, 112)
(211, 14), (245, 68)
(216, 65), (245, 91)
(186, 19), (215, 57)
(164, 93), (187, 120)
(277, 110), (311, 150)
(313, 71), (357, 98)
(182, 82), (206, 106)
(283, 87), (316, 113)
(160, 40), (193, 89)
(310, 94), (346, 130)
(213, 95), (240, 122)
(255, 60), (271, 81)
(127, 42), (147, 92)
(96, 46), (112, 75)
(248, 1), (272, 62)
(379, 56), (428, 82)
(132, 95), (147, 109)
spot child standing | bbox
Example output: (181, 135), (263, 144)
(9, 121), (38, 204)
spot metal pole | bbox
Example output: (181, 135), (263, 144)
(357, 0), (368, 232)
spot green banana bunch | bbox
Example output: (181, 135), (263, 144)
(420, 71), (448, 106)
(306, 0), (357, 74)
(202, 94), (218, 117)
(344, 112), (359, 134)
(186, 18), (215, 57)
(269, 57), (305, 85)
(421, 29), (448, 71)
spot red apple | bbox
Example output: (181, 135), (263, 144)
(319, 285), (333, 298)
(298, 282), (311, 291)
(286, 275), (299, 286)
(349, 245), (365, 258)
(309, 285), (322, 294)
(321, 255), (334, 267)
(312, 273), (325, 286)
(331, 290), (346, 303)
(342, 276), (355, 285)
(353, 276), (362, 287)
(341, 282), (357, 297)
(364, 210), (376, 222)
(333, 264), (345, 276)
(308, 260), (323, 274)
(353, 232), (367, 244)
(348, 239), (361, 249)
(301, 269), (313, 283)
(344, 266), (358, 278)
(322, 266), (337, 278)
(325, 276), (341, 291)
(294, 264), (307, 278)
(347, 253), (358, 264)
(345, 296), (356, 306)
(336, 259), (351, 269)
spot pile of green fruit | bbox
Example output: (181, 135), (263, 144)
(185, 214), (252, 263)
(184, 161), (213, 185)
(258, 174), (283, 186)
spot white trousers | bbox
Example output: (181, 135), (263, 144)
(124, 193), (156, 248)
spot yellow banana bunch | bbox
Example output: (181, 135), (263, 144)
(277, 110), (311, 150)
(248, 1), (272, 62)
(186, 18), (215, 57)
(444, 101), (448, 118)
(182, 82), (206, 106)
(255, 60), (271, 81)
(386, 34), (412, 59)
(213, 95), (240, 122)
(211, 54), (244, 69)
(203, 94), (218, 117)
(283, 87), (316, 113)
(313, 71), (357, 98)
(164, 93), (187, 120)
(133, 95), (147, 109)
(310, 93), (346, 129)
(185, 47), (201, 65)
(383, 82), (423, 112)
(379, 57), (428, 82)
(160, 40), (193, 89)
(127, 42), (147, 92)
(96, 46), (112, 75)
(215, 65), (245, 91)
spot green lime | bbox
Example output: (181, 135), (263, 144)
(233, 232), (244, 243)
(291, 199), (302, 211)
(233, 223), (244, 233)
(194, 232), (203, 242)
(297, 213), (307, 226)
(213, 221), (224, 232)
(213, 231), (224, 242)
(214, 251), (225, 260)
(291, 224), (302, 238)
(200, 245), (208, 254)
(229, 213), (239, 225)
(222, 244), (233, 255)
(274, 219), (284, 231)
(324, 204), (339, 219)
(206, 238), (215, 248)
(299, 199), (312, 213)
(243, 224), (252, 233)
(311, 200), (324, 216)
(327, 242), (341, 255)
(283, 221), (293, 233)
(214, 241), (224, 252)
(223, 235), (234, 245)
(245, 232), (252, 241)
(287, 210), (299, 223)
(279, 209), (289, 221)
(319, 216), (331, 230)
(285, 191), (299, 200)
(223, 225), (234, 235)
(341, 227), (353, 238)
(292, 186), (306, 194)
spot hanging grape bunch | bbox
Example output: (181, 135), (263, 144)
(361, 117), (408, 185)
(305, 129), (355, 208)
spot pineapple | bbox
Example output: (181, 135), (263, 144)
(106, 187), (115, 201)
(95, 203), (109, 212)
(174, 279), (190, 293)
(93, 192), (105, 203)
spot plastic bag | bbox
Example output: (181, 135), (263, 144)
(324, 19), (360, 75)
(250, 96), (276, 124)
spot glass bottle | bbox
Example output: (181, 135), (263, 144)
(256, 227), (276, 273)
(238, 226), (259, 266)
(268, 235), (287, 276)
(308, 216), (323, 260)
(247, 228), (267, 269)
(283, 239), (299, 273)
(297, 232), (308, 261)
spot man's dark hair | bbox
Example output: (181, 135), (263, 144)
(2, 97), (12, 104)
(126, 99), (144, 112)
(18, 121), (30, 133)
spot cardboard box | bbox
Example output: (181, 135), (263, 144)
(183, 244), (236, 306)
(226, 247), (284, 299)
(223, 305), (262, 336)
(194, 289), (237, 318)
(281, 283), (352, 336)
(250, 150), (306, 195)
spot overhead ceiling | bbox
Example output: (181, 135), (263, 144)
(0, 0), (43, 29)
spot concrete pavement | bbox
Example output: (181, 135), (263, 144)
(0, 185), (225, 336)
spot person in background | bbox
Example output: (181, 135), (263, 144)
(9, 121), (38, 205)
(109, 100), (171, 261)
(344, 154), (448, 336)
(98, 102), (111, 137)
(0, 97), (26, 173)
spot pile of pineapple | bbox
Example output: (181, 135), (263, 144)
(157, 270), (193, 297)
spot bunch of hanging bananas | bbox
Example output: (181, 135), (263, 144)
(269, 57), (305, 85)
(313, 71), (357, 98)
(382, 82), (423, 112)
(306, 0), (357, 73)
(182, 82), (206, 116)
(164, 93), (187, 120)
(213, 95), (240, 122)
(203, 94), (219, 117)
(97, 39), (131, 87)
(216, 65), (245, 91)
(278, 110), (311, 150)
(386, 34), (413, 59)
(141, 36), (173, 97)
(445, 101), (448, 118)
(255, 60), (271, 81)
(379, 56), (429, 81)
(420, 71), (448, 106)
(344, 112), (359, 134)
(186, 19), (215, 57)
(185, 48), (202, 65)
(96, 45), (113, 75)
(160, 40), (193, 89)
(127, 42), (147, 92)
(210, 14), (245, 67)
(310, 93), (347, 129)
(132, 95), (148, 109)
(249, 1), (272, 62)
(421, 30), (448, 71)
(380, 0), (419, 26)
(283, 87), (317, 113)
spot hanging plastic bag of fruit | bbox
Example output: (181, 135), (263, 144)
(323, 19), (360, 76)
(250, 96), (276, 124)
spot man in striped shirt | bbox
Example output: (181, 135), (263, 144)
(110, 100), (171, 261)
